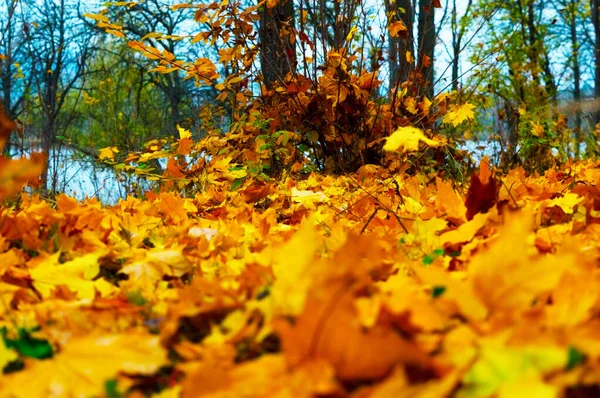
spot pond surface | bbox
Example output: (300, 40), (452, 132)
(10, 142), (502, 204)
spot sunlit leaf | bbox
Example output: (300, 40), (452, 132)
(383, 126), (442, 152)
(442, 103), (476, 127)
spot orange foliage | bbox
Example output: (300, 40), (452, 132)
(2, 151), (600, 396)
(0, 109), (45, 200)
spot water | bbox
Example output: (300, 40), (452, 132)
(7, 140), (526, 204)
(9, 147), (139, 204)
(46, 148), (126, 203)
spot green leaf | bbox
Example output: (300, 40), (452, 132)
(231, 177), (246, 191)
(431, 285), (446, 298)
(278, 131), (290, 146)
(461, 341), (566, 397)
(566, 346), (586, 370)
(126, 290), (147, 306)
(2, 327), (53, 360)
(423, 248), (444, 265)
(104, 378), (122, 398)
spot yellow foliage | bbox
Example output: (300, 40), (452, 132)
(443, 102), (476, 127)
(383, 126), (443, 152)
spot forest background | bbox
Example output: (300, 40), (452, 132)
(0, 0), (598, 201)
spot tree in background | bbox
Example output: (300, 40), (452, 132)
(22, 0), (95, 194)
(0, 0), (33, 156)
(259, 0), (295, 89)
(467, 0), (560, 169)
(553, 0), (591, 156)
(102, 0), (197, 132)
(591, 0), (600, 126)
(417, 0), (436, 99)
(71, 40), (169, 153)
(385, 0), (414, 88)
(6, 0), (600, 201)
(449, 0), (474, 91)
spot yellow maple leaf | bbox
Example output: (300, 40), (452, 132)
(461, 334), (566, 398)
(531, 122), (545, 138)
(145, 246), (194, 277)
(545, 193), (582, 214)
(469, 210), (571, 313)
(404, 97), (418, 114)
(269, 215), (322, 315)
(30, 250), (111, 299)
(98, 146), (118, 161)
(82, 12), (109, 23)
(290, 187), (328, 209)
(0, 343), (18, 370)
(413, 263), (489, 322)
(421, 96), (432, 115)
(442, 102), (476, 127)
(328, 51), (343, 69)
(383, 126), (442, 152)
(177, 124), (192, 140)
(345, 26), (359, 42)
(436, 177), (467, 224)
(0, 333), (167, 397)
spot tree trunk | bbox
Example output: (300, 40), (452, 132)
(39, 120), (54, 195)
(385, 0), (414, 88)
(570, 0), (582, 156)
(502, 100), (520, 167)
(259, 0), (295, 90)
(525, 1), (556, 103)
(1, 0), (17, 156)
(451, 0), (472, 91)
(591, 0), (600, 125)
(417, 0), (436, 98)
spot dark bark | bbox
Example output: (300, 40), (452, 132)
(451, 0), (472, 91)
(385, 0), (414, 87)
(524, 1), (556, 102)
(591, 0), (600, 124)
(568, 0), (582, 156)
(0, 0), (25, 156)
(417, 0), (436, 98)
(259, 0), (295, 89)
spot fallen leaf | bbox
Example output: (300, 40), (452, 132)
(0, 333), (167, 397)
(464, 157), (499, 220)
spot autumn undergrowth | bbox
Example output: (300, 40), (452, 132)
(3, 110), (600, 396)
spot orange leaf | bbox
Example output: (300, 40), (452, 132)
(0, 153), (45, 200)
(464, 157), (499, 221)
(0, 104), (15, 150)
(388, 20), (408, 38)
(275, 280), (433, 381)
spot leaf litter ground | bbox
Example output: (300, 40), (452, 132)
(2, 158), (600, 397)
